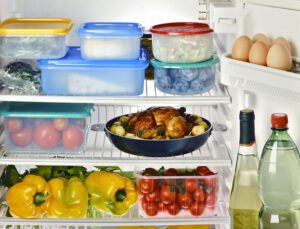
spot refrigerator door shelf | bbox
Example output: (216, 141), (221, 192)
(221, 54), (300, 103)
(244, 0), (300, 11)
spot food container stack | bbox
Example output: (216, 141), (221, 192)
(150, 22), (219, 95)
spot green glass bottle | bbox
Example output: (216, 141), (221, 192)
(230, 109), (262, 229)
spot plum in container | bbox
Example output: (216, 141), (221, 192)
(135, 167), (219, 218)
(0, 102), (94, 154)
(38, 47), (149, 96)
(151, 56), (219, 95)
(150, 22), (213, 63)
(78, 22), (144, 60)
(0, 18), (73, 59)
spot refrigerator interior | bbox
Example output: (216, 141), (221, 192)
(0, 0), (299, 228)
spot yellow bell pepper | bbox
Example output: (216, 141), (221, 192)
(85, 171), (137, 216)
(166, 226), (210, 229)
(47, 177), (88, 218)
(7, 174), (50, 218)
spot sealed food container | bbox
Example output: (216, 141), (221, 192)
(0, 102), (93, 154)
(0, 18), (73, 59)
(78, 22), (144, 60)
(150, 22), (213, 63)
(151, 56), (219, 95)
(39, 47), (149, 96)
(135, 166), (219, 218)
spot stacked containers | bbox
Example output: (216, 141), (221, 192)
(150, 22), (219, 95)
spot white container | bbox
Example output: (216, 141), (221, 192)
(150, 22), (213, 64)
(0, 18), (73, 59)
(78, 22), (144, 60)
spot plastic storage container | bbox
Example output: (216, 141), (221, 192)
(78, 22), (144, 60)
(135, 167), (219, 218)
(38, 47), (149, 96)
(0, 18), (73, 59)
(150, 22), (213, 64)
(0, 102), (93, 154)
(151, 56), (219, 95)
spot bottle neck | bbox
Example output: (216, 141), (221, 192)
(239, 142), (258, 156)
(239, 119), (256, 156)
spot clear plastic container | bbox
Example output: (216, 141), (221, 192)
(0, 18), (73, 59)
(151, 56), (219, 95)
(38, 47), (149, 96)
(135, 168), (219, 218)
(150, 22), (213, 63)
(78, 22), (144, 60)
(0, 102), (93, 154)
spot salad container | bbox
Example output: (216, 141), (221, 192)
(0, 102), (93, 154)
(135, 167), (219, 218)
(78, 22), (144, 60)
(38, 47), (149, 96)
(150, 22), (213, 63)
(0, 18), (73, 59)
(151, 56), (219, 95)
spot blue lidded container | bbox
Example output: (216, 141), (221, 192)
(38, 47), (149, 96)
(78, 22), (144, 60)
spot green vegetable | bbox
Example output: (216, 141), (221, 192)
(0, 165), (22, 187)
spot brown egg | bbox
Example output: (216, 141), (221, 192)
(273, 37), (292, 54)
(267, 44), (292, 71)
(249, 41), (268, 66)
(232, 36), (253, 62)
(253, 33), (272, 50)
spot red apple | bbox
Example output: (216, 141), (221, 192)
(53, 118), (69, 131)
(5, 118), (23, 133)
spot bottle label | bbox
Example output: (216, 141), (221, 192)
(239, 143), (257, 156)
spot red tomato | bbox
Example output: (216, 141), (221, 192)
(184, 178), (198, 193)
(53, 118), (69, 131)
(142, 168), (157, 176)
(145, 191), (160, 203)
(206, 192), (217, 209)
(167, 203), (180, 215)
(144, 203), (159, 216)
(62, 125), (84, 150)
(158, 202), (168, 212)
(203, 171), (218, 188)
(189, 202), (205, 216)
(177, 192), (192, 208)
(160, 186), (176, 204)
(73, 119), (86, 129)
(139, 174), (157, 194)
(141, 196), (149, 210)
(34, 122), (60, 149)
(10, 127), (33, 147)
(164, 168), (178, 176)
(5, 118), (23, 133)
(195, 166), (210, 176)
(193, 188), (206, 202)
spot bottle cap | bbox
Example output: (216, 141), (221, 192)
(239, 109), (255, 122)
(271, 113), (288, 128)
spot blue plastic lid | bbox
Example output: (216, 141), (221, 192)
(78, 22), (144, 37)
(38, 47), (149, 69)
(0, 102), (94, 118)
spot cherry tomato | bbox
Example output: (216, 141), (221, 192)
(144, 203), (159, 216)
(193, 188), (206, 202)
(164, 168), (178, 176)
(189, 202), (205, 216)
(184, 178), (198, 193)
(167, 203), (180, 215)
(203, 171), (218, 188)
(158, 202), (168, 212)
(53, 118), (69, 131)
(145, 191), (160, 203)
(5, 118), (23, 133)
(10, 126), (33, 147)
(34, 122), (60, 149)
(142, 168), (157, 176)
(195, 166), (210, 176)
(139, 174), (157, 194)
(62, 125), (84, 150)
(177, 192), (192, 208)
(160, 186), (176, 204)
(141, 196), (149, 210)
(206, 192), (217, 209)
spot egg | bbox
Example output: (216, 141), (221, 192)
(249, 41), (268, 66)
(253, 33), (272, 50)
(232, 36), (253, 62)
(273, 37), (292, 54)
(267, 44), (292, 71)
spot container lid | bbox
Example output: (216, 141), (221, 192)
(150, 22), (213, 35)
(0, 102), (94, 118)
(0, 18), (73, 35)
(38, 47), (149, 69)
(150, 56), (219, 69)
(271, 113), (288, 128)
(78, 22), (144, 37)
